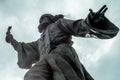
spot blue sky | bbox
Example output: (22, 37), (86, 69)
(0, 0), (120, 80)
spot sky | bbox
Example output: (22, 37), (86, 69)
(0, 0), (120, 80)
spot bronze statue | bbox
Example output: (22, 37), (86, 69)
(5, 5), (119, 80)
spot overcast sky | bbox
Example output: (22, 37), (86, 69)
(0, 0), (120, 80)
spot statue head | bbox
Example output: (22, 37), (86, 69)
(38, 14), (64, 33)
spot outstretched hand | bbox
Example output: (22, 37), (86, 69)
(5, 26), (13, 43)
(88, 5), (108, 26)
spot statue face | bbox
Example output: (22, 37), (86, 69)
(38, 17), (52, 33)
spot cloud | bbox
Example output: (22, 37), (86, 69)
(0, 0), (120, 80)
(87, 39), (114, 63)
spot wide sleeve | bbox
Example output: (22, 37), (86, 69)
(10, 39), (39, 69)
(57, 18), (119, 39)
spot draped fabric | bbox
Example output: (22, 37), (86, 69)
(24, 44), (94, 80)
(10, 16), (119, 80)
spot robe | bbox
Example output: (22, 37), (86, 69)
(10, 17), (119, 80)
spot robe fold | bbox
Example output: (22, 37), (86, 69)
(10, 16), (119, 80)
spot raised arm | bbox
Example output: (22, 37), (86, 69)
(5, 26), (39, 69)
(57, 5), (119, 39)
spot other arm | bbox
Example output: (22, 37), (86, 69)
(6, 26), (39, 69)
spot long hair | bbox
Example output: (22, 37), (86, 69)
(40, 14), (64, 23)
(38, 14), (64, 33)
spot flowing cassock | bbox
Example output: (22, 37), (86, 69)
(10, 17), (119, 80)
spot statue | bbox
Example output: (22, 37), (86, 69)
(5, 5), (119, 80)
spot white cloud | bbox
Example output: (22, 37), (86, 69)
(0, 0), (120, 80)
(64, 0), (94, 18)
(0, 63), (26, 80)
(88, 39), (114, 63)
